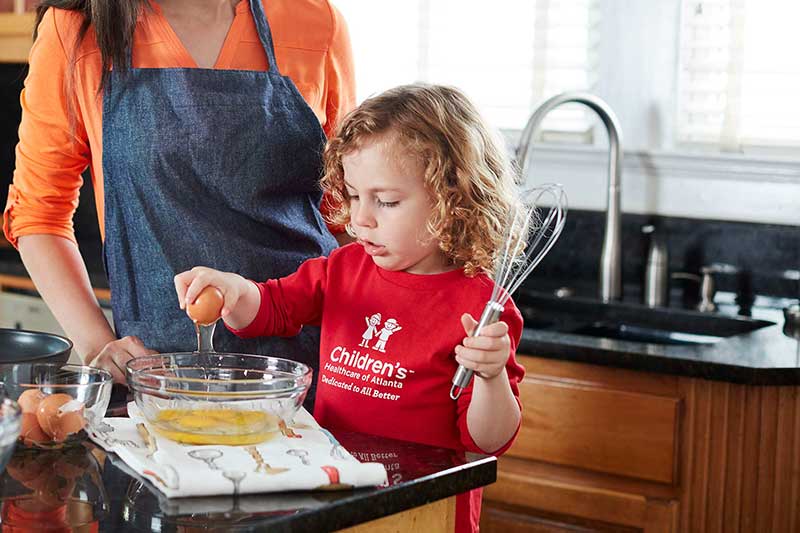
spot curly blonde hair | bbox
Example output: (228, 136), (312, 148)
(321, 83), (520, 277)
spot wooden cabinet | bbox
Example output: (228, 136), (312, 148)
(482, 354), (800, 532)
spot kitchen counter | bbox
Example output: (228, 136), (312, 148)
(516, 284), (800, 386)
(3, 243), (799, 385)
(0, 430), (494, 532)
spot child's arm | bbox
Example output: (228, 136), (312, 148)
(176, 255), (331, 337)
(174, 267), (261, 330)
(455, 314), (522, 453)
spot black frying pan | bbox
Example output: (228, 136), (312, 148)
(0, 328), (72, 365)
(0, 328), (133, 416)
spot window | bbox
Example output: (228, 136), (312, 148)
(678, 0), (800, 151)
(333, 0), (599, 132)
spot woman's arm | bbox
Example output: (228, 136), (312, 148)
(18, 235), (154, 381)
(6, 10), (155, 382)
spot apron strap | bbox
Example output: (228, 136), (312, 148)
(249, 0), (281, 75)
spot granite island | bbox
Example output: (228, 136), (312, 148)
(0, 430), (495, 532)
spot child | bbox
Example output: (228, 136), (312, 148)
(174, 84), (526, 533)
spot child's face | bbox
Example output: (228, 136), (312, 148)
(342, 137), (449, 274)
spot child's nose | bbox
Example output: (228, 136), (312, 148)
(351, 201), (376, 228)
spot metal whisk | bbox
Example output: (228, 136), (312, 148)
(450, 184), (567, 400)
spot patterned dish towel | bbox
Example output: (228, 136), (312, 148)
(89, 403), (388, 498)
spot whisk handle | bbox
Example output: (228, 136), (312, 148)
(450, 301), (504, 400)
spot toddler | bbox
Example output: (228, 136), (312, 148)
(174, 84), (526, 533)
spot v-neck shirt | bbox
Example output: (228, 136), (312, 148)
(5, 0), (355, 246)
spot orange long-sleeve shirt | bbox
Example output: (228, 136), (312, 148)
(3, 0), (355, 247)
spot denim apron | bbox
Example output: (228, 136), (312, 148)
(101, 0), (336, 382)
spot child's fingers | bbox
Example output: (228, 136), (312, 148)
(461, 314), (509, 338)
(173, 271), (193, 309)
(184, 267), (216, 307)
(454, 352), (503, 377)
(475, 320), (509, 338)
(455, 345), (499, 364)
(461, 334), (508, 352)
(220, 289), (241, 318)
(460, 313), (478, 336)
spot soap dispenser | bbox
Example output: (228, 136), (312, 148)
(642, 225), (669, 307)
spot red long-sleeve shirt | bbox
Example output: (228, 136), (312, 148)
(232, 243), (526, 533)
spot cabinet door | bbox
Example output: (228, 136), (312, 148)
(482, 503), (641, 532)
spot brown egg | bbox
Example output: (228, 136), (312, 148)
(51, 405), (86, 442)
(36, 475), (76, 508)
(187, 286), (224, 325)
(20, 412), (50, 446)
(6, 451), (49, 483)
(17, 389), (47, 414)
(36, 394), (85, 442)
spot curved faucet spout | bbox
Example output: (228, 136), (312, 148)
(516, 92), (623, 302)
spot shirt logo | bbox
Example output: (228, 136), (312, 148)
(359, 313), (402, 353)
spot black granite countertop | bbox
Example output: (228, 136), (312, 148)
(4, 247), (800, 385)
(516, 281), (800, 386)
(0, 432), (495, 532)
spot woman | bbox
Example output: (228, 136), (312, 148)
(2, 0), (355, 386)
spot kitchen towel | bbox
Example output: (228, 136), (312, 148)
(89, 403), (388, 498)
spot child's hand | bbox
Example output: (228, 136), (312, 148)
(173, 267), (251, 319)
(454, 313), (511, 380)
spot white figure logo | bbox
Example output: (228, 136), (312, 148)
(359, 313), (382, 347)
(373, 318), (402, 353)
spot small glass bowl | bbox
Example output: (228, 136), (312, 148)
(1, 364), (112, 449)
(1, 445), (109, 528)
(126, 353), (312, 446)
(0, 398), (21, 471)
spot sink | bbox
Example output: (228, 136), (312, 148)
(516, 292), (775, 346)
(567, 322), (727, 346)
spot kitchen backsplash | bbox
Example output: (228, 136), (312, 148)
(528, 209), (800, 304)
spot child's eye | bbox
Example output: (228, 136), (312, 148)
(377, 199), (399, 208)
(346, 192), (359, 201)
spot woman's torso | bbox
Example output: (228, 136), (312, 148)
(6, 0), (352, 243)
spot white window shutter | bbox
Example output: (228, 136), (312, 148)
(333, 0), (598, 132)
(678, 0), (800, 150)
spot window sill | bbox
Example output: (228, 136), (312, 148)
(501, 133), (800, 225)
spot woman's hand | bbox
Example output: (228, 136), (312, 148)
(454, 313), (511, 380)
(88, 336), (157, 384)
(173, 267), (260, 329)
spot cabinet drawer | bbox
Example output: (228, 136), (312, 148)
(510, 378), (680, 484)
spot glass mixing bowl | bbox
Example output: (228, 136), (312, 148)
(0, 398), (21, 471)
(126, 353), (312, 446)
(0, 364), (112, 449)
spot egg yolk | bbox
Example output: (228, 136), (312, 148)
(152, 408), (278, 445)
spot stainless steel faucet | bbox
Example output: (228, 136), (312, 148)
(516, 92), (623, 302)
